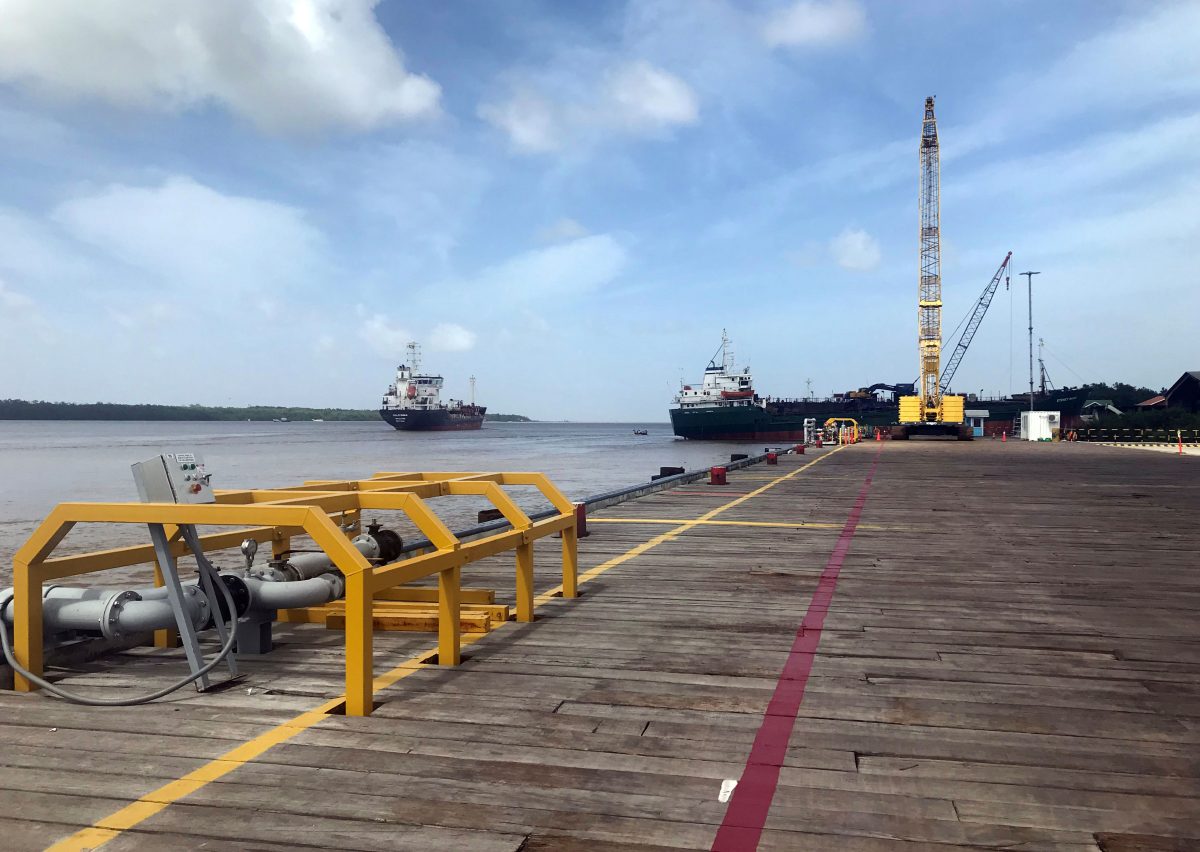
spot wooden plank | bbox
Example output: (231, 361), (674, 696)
(1, 444), (1197, 851)
(324, 611), (492, 633)
(376, 586), (497, 604)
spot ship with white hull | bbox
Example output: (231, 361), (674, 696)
(379, 342), (486, 432)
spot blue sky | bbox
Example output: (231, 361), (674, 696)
(0, 0), (1196, 420)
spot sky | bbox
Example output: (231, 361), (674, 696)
(0, 0), (1197, 421)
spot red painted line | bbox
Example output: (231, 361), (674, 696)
(711, 447), (882, 851)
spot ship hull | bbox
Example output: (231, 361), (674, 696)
(670, 402), (896, 440)
(670, 406), (810, 441)
(379, 407), (485, 431)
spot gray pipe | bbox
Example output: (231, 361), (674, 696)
(271, 534), (379, 581)
(1, 532), (369, 638)
(2, 584), (209, 640)
(243, 573), (343, 610)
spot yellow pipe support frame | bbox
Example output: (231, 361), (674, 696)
(6, 469), (576, 714)
(515, 542), (535, 622)
(438, 565), (462, 666)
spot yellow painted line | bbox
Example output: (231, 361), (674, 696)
(49, 448), (842, 850)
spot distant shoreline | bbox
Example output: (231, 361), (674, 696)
(0, 399), (532, 423)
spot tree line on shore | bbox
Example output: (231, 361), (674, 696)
(0, 400), (531, 422)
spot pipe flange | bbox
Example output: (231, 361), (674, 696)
(250, 566), (288, 583)
(100, 590), (141, 640)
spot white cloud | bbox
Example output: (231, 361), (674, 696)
(473, 235), (628, 299)
(52, 176), (325, 296)
(538, 218), (591, 243)
(605, 60), (699, 129)
(0, 277), (56, 343)
(949, 113), (1200, 204)
(1021, 3), (1200, 119)
(314, 333), (336, 355)
(360, 317), (475, 357)
(829, 227), (880, 271)
(360, 314), (413, 359)
(478, 93), (563, 154)
(763, 0), (867, 48)
(0, 0), (441, 133)
(429, 323), (477, 352)
(0, 278), (35, 310)
(479, 61), (698, 154)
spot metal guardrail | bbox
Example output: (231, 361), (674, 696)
(7, 471), (577, 716)
(1074, 428), (1200, 444)
(396, 450), (778, 555)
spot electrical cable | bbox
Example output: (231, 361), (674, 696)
(0, 565), (239, 707)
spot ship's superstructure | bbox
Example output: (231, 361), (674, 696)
(379, 342), (486, 431)
(669, 332), (809, 441)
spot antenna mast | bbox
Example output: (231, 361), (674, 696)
(918, 96), (942, 420)
(469, 375), (476, 406)
(407, 341), (421, 373)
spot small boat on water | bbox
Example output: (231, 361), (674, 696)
(633, 429), (648, 435)
(379, 342), (486, 431)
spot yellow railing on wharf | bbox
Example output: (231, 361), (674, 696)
(8, 471), (578, 716)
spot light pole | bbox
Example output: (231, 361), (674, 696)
(1020, 271), (1040, 412)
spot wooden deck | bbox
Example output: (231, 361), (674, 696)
(1, 441), (1198, 850)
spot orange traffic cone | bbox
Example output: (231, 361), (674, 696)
(1002, 431), (1007, 443)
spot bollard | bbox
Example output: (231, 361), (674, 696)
(1002, 431), (1007, 443)
(794, 444), (805, 455)
(815, 438), (823, 448)
(709, 466), (727, 485)
(766, 452), (778, 465)
(574, 502), (589, 538)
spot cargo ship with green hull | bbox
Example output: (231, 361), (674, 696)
(669, 333), (1094, 441)
(668, 333), (847, 441)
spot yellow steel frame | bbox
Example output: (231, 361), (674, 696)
(8, 471), (577, 716)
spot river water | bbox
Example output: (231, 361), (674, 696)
(0, 420), (769, 585)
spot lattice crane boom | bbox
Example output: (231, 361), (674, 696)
(918, 96), (942, 417)
(895, 97), (968, 438)
(939, 251), (1013, 394)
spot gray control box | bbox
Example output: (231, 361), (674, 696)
(132, 452), (215, 504)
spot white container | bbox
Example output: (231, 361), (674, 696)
(1020, 411), (1060, 441)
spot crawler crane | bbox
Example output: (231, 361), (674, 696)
(892, 97), (972, 440)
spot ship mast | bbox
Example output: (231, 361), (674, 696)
(407, 341), (422, 373)
(469, 375), (476, 405)
(918, 96), (942, 420)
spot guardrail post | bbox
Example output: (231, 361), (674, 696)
(438, 565), (461, 666)
(562, 524), (578, 599)
(516, 542), (534, 622)
(344, 571), (373, 716)
(12, 560), (41, 693)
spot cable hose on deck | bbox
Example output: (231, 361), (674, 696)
(0, 568), (239, 707)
